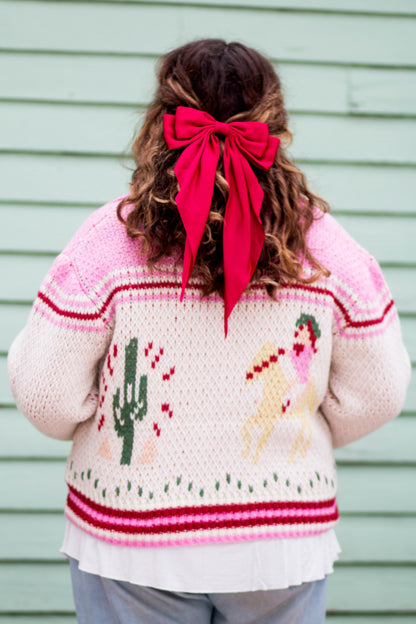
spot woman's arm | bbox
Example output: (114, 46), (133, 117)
(321, 257), (411, 449)
(8, 253), (112, 440)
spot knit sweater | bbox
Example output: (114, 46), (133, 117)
(8, 196), (410, 547)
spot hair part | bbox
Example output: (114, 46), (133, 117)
(117, 39), (330, 298)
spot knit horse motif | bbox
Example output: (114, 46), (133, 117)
(285, 377), (318, 463)
(241, 343), (287, 465)
(241, 315), (321, 464)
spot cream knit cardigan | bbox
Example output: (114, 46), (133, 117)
(8, 197), (411, 547)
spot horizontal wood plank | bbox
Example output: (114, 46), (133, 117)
(349, 67), (416, 116)
(42, 0), (416, 15)
(0, 204), (93, 253)
(1, 2), (416, 66)
(1, 511), (415, 563)
(334, 415), (416, 464)
(0, 461), (69, 511)
(302, 163), (416, 214)
(1, 407), (414, 462)
(0, 102), (140, 155)
(326, 566), (416, 613)
(336, 465), (416, 514)
(291, 114), (416, 165)
(0, 155), (131, 205)
(0, 613), (414, 623)
(0, 254), (54, 302)
(0, 409), (72, 458)
(0, 52), (157, 106)
(383, 268), (416, 315)
(1, 356), (12, 404)
(3, 53), (416, 117)
(0, 461), (414, 512)
(2, 102), (416, 164)
(0, 563), (74, 613)
(336, 515), (416, 564)
(2, 154), (415, 214)
(0, 561), (415, 613)
(323, 214), (416, 264)
(1, 53), (351, 112)
(0, 306), (31, 351)
(396, 317), (415, 362)
(0, 512), (66, 560)
(0, 256), (52, 302)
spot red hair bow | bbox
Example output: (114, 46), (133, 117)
(163, 106), (280, 336)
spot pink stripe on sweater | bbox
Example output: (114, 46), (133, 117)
(68, 484), (336, 518)
(38, 269), (396, 339)
(68, 489), (337, 530)
(45, 281), (98, 310)
(329, 279), (392, 318)
(65, 510), (335, 547)
(89, 268), (391, 319)
(260, 289), (395, 337)
(48, 266), (392, 324)
(33, 302), (107, 333)
(35, 285), (395, 340)
(336, 308), (397, 339)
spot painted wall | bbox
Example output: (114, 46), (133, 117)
(0, 1), (415, 620)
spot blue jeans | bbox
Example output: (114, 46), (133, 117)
(69, 557), (328, 624)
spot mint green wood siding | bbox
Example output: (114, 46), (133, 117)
(0, 1), (415, 620)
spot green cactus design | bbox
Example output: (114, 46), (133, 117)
(113, 338), (148, 466)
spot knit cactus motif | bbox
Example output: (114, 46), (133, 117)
(113, 338), (148, 465)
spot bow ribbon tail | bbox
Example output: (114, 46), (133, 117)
(173, 134), (220, 299)
(222, 144), (265, 336)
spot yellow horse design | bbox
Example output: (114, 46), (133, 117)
(285, 380), (318, 463)
(241, 337), (319, 464)
(241, 343), (288, 464)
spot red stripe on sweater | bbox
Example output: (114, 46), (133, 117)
(38, 281), (394, 330)
(37, 281), (194, 321)
(67, 484), (335, 520)
(282, 283), (395, 329)
(66, 495), (339, 536)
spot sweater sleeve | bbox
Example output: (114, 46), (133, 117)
(321, 255), (411, 449)
(7, 253), (112, 441)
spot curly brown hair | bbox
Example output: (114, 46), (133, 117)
(117, 39), (330, 298)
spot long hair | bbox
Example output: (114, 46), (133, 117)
(117, 39), (330, 297)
